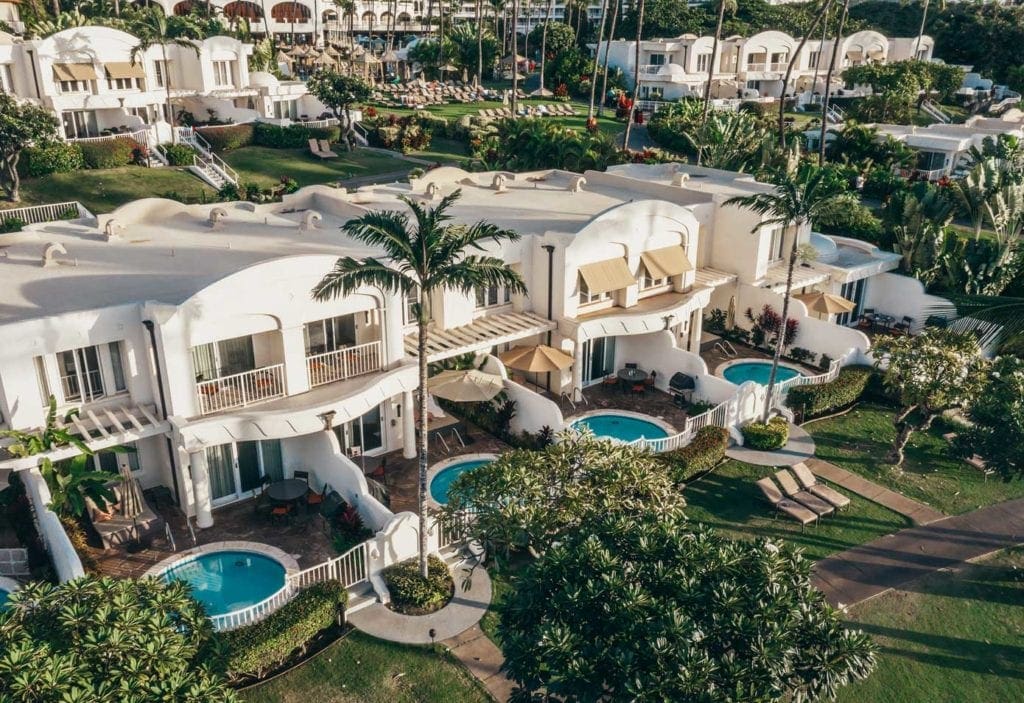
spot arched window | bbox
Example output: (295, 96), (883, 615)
(223, 0), (264, 20)
(271, 2), (312, 23)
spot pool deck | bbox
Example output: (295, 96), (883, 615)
(568, 384), (692, 433)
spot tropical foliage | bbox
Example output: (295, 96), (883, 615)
(306, 71), (372, 151)
(0, 93), (59, 202)
(648, 100), (778, 172)
(471, 118), (624, 172)
(955, 355), (1024, 481)
(843, 60), (964, 124)
(499, 507), (877, 701)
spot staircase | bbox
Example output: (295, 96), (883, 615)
(824, 102), (844, 124)
(175, 127), (239, 189)
(988, 91), (1022, 115)
(921, 99), (951, 124)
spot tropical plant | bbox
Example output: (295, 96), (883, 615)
(700, 0), (738, 162)
(0, 396), (119, 516)
(306, 70), (372, 152)
(621, 0), (645, 153)
(0, 577), (236, 702)
(129, 8), (202, 138)
(956, 355), (1024, 480)
(26, 9), (92, 38)
(726, 163), (856, 419)
(499, 507), (877, 701)
(818, 0), (851, 163)
(778, 0), (834, 147)
(312, 191), (524, 577)
(873, 328), (987, 466)
(472, 118), (623, 172)
(0, 94), (59, 202)
(945, 157), (999, 240)
(881, 181), (954, 282)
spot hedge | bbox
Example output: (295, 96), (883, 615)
(197, 123), (255, 151)
(253, 122), (341, 149)
(19, 142), (84, 177)
(218, 581), (346, 679)
(662, 426), (730, 483)
(382, 554), (452, 615)
(78, 139), (139, 169)
(786, 365), (874, 418)
(162, 143), (196, 166)
(741, 416), (790, 450)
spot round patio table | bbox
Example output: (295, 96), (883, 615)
(267, 478), (308, 503)
(617, 367), (648, 384)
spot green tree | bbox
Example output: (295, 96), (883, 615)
(500, 508), (877, 701)
(0, 94), (59, 202)
(306, 70), (372, 152)
(312, 191), (524, 577)
(441, 432), (683, 557)
(726, 163), (855, 419)
(873, 328), (987, 465)
(447, 22), (498, 79)
(699, 0), (737, 159)
(621, 0), (645, 152)
(129, 8), (202, 138)
(880, 182), (954, 282)
(957, 355), (1024, 480)
(0, 577), (236, 702)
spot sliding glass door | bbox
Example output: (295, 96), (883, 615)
(333, 404), (384, 456)
(203, 439), (285, 505)
(581, 337), (617, 385)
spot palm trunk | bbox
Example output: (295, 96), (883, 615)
(511, 0), (519, 115)
(476, 0), (484, 84)
(417, 297), (430, 579)
(539, 0), (553, 94)
(587, 0), (609, 119)
(162, 44), (177, 143)
(762, 223), (797, 421)
(699, 0), (727, 166)
(914, 0), (929, 59)
(778, 0), (831, 148)
(818, 0), (850, 164)
(597, 0), (618, 118)
(621, 0), (644, 153)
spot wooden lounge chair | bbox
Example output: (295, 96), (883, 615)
(308, 138), (330, 159)
(775, 470), (835, 517)
(755, 478), (818, 529)
(318, 140), (338, 158)
(791, 463), (850, 510)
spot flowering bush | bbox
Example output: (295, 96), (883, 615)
(745, 304), (799, 350)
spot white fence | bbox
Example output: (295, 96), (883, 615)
(1, 201), (92, 225)
(769, 359), (843, 410)
(21, 468), (85, 583)
(69, 128), (149, 146)
(195, 364), (286, 415)
(623, 398), (732, 454)
(306, 341), (383, 387)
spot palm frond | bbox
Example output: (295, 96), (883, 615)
(341, 209), (417, 266)
(932, 292), (1024, 337)
(428, 257), (527, 295)
(311, 257), (414, 301)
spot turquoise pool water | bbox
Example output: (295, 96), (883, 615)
(723, 361), (802, 386)
(571, 413), (669, 442)
(0, 589), (8, 610)
(162, 551), (285, 616)
(430, 460), (492, 504)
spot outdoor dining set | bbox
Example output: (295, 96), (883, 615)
(602, 363), (657, 397)
(253, 471), (326, 525)
(857, 309), (913, 334)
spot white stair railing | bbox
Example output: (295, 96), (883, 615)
(177, 127), (239, 186)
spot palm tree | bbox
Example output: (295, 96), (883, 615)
(725, 164), (855, 420)
(597, 0), (619, 118)
(476, 0), (484, 83)
(914, 0), (945, 59)
(700, 0), (737, 148)
(587, 0), (609, 121)
(312, 191), (525, 578)
(818, 0), (851, 163)
(778, 0), (833, 148)
(537, 0), (554, 95)
(130, 8), (201, 141)
(510, 0), (519, 115)
(949, 158), (999, 240)
(621, 0), (644, 153)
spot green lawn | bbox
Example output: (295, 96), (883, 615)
(222, 146), (411, 190)
(808, 404), (1024, 515)
(836, 547), (1024, 703)
(683, 460), (910, 562)
(240, 630), (489, 703)
(14, 165), (215, 214)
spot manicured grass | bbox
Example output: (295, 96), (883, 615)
(808, 404), (1024, 515)
(836, 547), (1024, 703)
(683, 460), (910, 562)
(14, 166), (216, 214)
(240, 630), (490, 703)
(409, 137), (472, 166)
(222, 146), (411, 190)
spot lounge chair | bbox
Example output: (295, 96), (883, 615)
(791, 463), (850, 510)
(755, 478), (818, 529)
(318, 139), (338, 158)
(85, 483), (165, 550)
(774, 470), (835, 517)
(308, 138), (330, 159)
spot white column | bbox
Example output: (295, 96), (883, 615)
(572, 339), (585, 395)
(188, 450), (214, 529)
(688, 308), (704, 354)
(280, 325), (310, 395)
(402, 390), (416, 459)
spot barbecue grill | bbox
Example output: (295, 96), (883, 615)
(668, 372), (695, 407)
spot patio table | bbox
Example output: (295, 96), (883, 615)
(874, 314), (895, 330)
(617, 367), (648, 384)
(267, 478), (308, 504)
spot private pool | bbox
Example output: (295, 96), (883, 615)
(429, 454), (497, 505)
(570, 411), (673, 443)
(720, 360), (803, 386)
(160, 549), (287, 617)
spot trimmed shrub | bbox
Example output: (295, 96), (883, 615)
(162, 143), (196, 166)
(0, 216), (25, 233)
(253, 122), (340, 149)
(786, 366), (873, 418)
(662, 426), (730, 483)
(382, 554), (453, 615)
(197, 123), (255, 151)
(78, 139), (137, 169)
(19, 142), (84, 177)
(741, 416), (790, 450)
(219, 581), (346, 680)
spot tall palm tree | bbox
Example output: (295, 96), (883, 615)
(621, 0), (644, 153)
(537, 0), (554, 95)
(725, 164), (855, 420)
(587, 0), (609, 120)
(476, 0), (484, 83)
(597, 0), (619, 118)
(312, 191), (525, 578)
(777, 0), (832, 148)
(818, 0), (850, 164)
(700, 0), (737, 134)
(914, 0), (945, 59)
(130, 8), (201, 141)
(510, 0), (519, 115)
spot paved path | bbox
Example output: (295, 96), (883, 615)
(804, 457), (946, 526)
(443, 624), (515, 702)
(726, 423), (816, 466)
(812, 497), (1024, 608)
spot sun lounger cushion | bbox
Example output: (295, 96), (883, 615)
(791, 463), (850, 509)
(775, 470), (835, 516)
(756, 478), (817, 526)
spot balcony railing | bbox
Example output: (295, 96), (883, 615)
(306, 340), (383, 388)
(744, 62), (788, 73)
(195, 364), (285, 415)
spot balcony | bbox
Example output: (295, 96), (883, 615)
(306, 340), (383, 388)
(744, 62), (788, 74)
(196, 364), (285, 415)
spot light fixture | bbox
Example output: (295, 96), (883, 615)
(318, 410), (337, 431)
(662, 314), (675, 330)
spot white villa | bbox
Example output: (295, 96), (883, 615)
(600, 29), (934, 104)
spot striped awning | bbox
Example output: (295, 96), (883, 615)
(641, 246), (692, 279)
(578, 257), (635, 295)
(104, 62), (146, 79)
(405, 311), (556, 362)
(52, 63), (97, 81)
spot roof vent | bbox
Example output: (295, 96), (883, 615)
(569, 176), (586, 193)
(492, 174), (507, 192)
(300, 210), (322, 231)
(208, 207), (228, 228)
(425, 182), (441, 200)
(104, 219), (123, 241)
(672, 172), (690, 187)
(42, 242), (67, 268)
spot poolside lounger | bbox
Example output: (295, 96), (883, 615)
(791, 463), (850, 510)
(318, 140), (338, 158)
(308, 138), (329, 159)
(755, 478), (818, 529)
(775, 470), (835, 517)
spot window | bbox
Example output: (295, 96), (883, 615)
(153, 60), (166, 88)
(107, 77), (136, 90)
(808, 51), (820, 69)
(770, 52), (788, 68)
(649, 53), (665, 66)
(58, 80), (89, 94)
(334, 404), (384, 455)
(213, 61), (232, 87)
(403, 286), (422, 326)
(304, 314), (357, 356)
(97, 442), (141, 473)
(0, 65), (12, 94)
(475, 284), (512, 309)
(578, 275), (610, 307)
(108, 342), (127, 392)
(767, 226), (786, 262)
(57, 346), (106, 403)
(638, 263), (668, 292)
(191, 335), (256, 381)
(696, 53), (711, 72)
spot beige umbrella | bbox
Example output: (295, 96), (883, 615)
(427, 369), (504, 402)
(275, 50), (294, 66)
(726, 295), (737, 331)
(530, 87), (554, 97)
(118, 459), (143, 521)
(796, 291), (857, 318)
(502, 53), (527, 66)
(499, 344), (574, 373)
(440, 63), (459, 72)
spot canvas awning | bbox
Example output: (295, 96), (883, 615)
(578, 257), (636, 295)
(104, 62), (146, 79)
(52, 63), (97, 82)
(640, 246), (692, 280)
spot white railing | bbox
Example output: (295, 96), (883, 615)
(438, 510), (475, 550)
(639, 64), (665, 75)
(306, 340), (383, 387)
(0, 201), (92, 225)
(770, 359), (842, 409)
(210, 581), (295, 632)
(68, 128), (149, 145)
(176, 126), (239, 185)
(195, 364), (285, 415)
(298, 117), (339, 129)
(623, 398), (732, 454)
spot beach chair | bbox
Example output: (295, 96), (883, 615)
(775, 470), (835, 518)
(318, 139), (338, 158)
(790, 463), (850, 510)
(308, 139), (329, 159)
(755, 478), (818, 530)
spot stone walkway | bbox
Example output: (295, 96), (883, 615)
(804, 458), (946, 526)
(443, 625), (515, 702)
(725, 423), (816, 466)
(812, 497), (1024, 608)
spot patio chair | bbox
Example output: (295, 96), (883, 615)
(308, 138), (330, 159)
(367, 457), (386, 483)
(644, 371), (657, 388)
(894, 316), (913, 335)
(318, 139), (339, 158)
(774, 470), (835, 517)
(755, 478), (818, 530)
(631, 383), (646, 397)
(307, 481), (329, 509)
(790, 463), (850, 510)
(270, 502), (293, 524)
(602, 375), (618, 387)
(294, 470), (310, 485)
(625, 362), (638, 370)
(253, 475), (271, 514)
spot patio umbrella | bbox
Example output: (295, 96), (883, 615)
(795, 291), (856, 317)
(427, 369), (504, 402)
(440, 63), (459, 72)
(499, 344), (574, 373)
(530, 87), (554, 97)
(119, 460), (143, 520)
(275, 51), (294, 67)
(726, 295), (737, 331)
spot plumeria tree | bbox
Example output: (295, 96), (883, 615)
(306, 70), (371, 152)
(500, 507), (877, 701)
(0, 94), (59, 202)
(957, 355), (1024, 480)
(873, 328), (987, 466)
